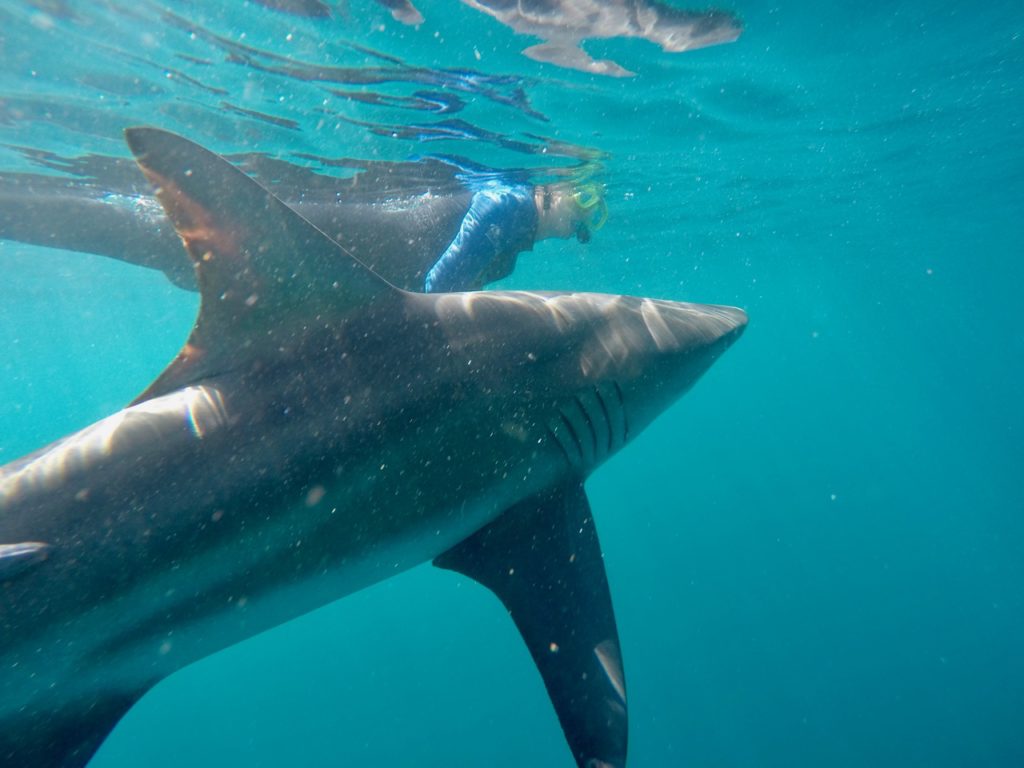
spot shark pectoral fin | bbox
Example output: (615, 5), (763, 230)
(122, 127), (404, 404)
(1, 687), (149, 768)
(434, 483), (627, 768)
(0, 541), (51, 580)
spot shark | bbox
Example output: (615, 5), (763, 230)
(0, 127), (746, 767)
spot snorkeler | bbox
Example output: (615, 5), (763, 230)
(423, 159), (607, 292)
(0, 152), (606, 293)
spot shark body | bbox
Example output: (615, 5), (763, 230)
(0, 128), (745, 767)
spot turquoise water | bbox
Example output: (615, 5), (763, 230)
(2, 0), (1022, 766)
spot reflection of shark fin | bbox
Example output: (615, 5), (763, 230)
(435, 482), (627, 768)
(523, 42), (634, 78)
(123, 127), (401, 404)
(376, 0), (423, 24)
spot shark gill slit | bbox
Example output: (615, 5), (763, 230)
(572, 393), (600, 460)
(557, 411), (585, 468)
(612, 381), (630, 441)
(546, 425), (569, 467)
(593, 385), (615, 455)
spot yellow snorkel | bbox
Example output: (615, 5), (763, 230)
(537, 163), (608, 243)
(573, 182), (609, 231)
(565, 159), (609, 237)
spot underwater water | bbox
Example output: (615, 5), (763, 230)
(1, 0), (1022, 765)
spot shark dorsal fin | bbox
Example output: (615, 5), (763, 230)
(124, 127), (402, 403)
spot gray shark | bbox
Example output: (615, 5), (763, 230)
(0, 128), (746, 767)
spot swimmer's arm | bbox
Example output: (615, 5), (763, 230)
(424, 189), (507, 293)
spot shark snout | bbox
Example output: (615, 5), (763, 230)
(640, 299), (747, 351)
(608, 298), (747, 445)
(709, 303), (748, 336)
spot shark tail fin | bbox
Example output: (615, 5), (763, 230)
(123, 127), (403, 404)
(435, 482), (627, 768)
(1, 687), (150, 768)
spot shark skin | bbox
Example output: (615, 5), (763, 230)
(0, 128), (746, 767)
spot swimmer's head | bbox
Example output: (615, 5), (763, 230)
(534, 180), (608, 243)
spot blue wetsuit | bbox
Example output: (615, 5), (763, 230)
(424, 177), (537, 293)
